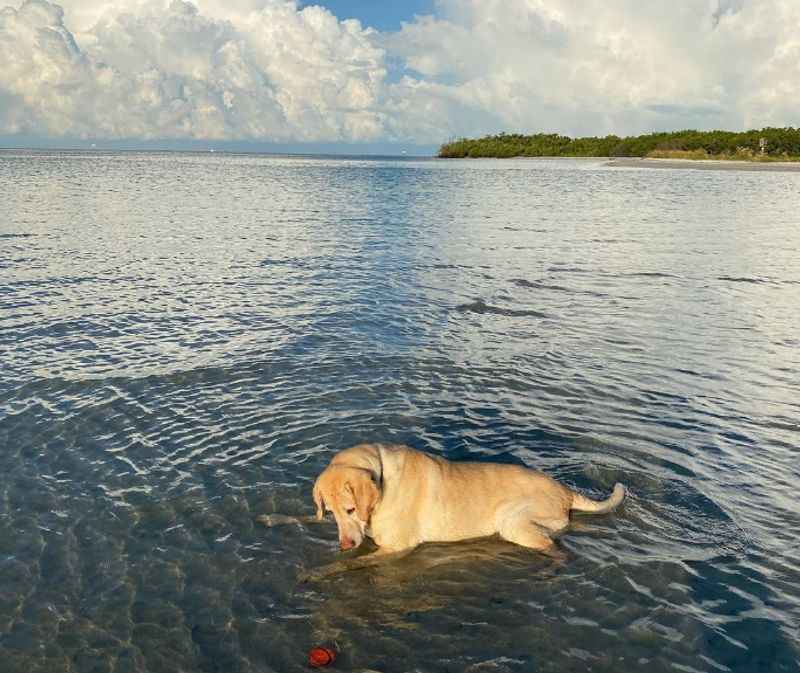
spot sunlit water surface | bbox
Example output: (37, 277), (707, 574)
(1, 151), (799, 673)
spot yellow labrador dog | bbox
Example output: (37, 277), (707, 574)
(306, 443), (624, 575)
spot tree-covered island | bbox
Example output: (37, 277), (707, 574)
(438, 128), (800, 161)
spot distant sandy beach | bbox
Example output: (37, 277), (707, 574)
(606, 157), (800, 172)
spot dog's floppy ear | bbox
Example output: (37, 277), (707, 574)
(313, 481), (325, 521)
(347, 470), (380, 522)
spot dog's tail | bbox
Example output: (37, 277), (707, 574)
(570, 483), (626, 514)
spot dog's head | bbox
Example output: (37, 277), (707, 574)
(312, 465), (380, 551)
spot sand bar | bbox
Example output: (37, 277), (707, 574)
(606, 157), (800, 172)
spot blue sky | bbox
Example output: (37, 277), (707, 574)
(1, 0), (798, 154)
(300, 0), (434, 32)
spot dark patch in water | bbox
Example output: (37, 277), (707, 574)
(717, 275), (786, 286)
(623, 272), (679, 279)
(454, 298), (551, 319)
(546, 267), (678, 281)
(547, 266), (594, 274)
(511, 278), (571, 292)
(674, 367), (727, 381)
(510, 278), (609, 298)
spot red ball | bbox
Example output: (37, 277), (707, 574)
(308, 646), (336, 668)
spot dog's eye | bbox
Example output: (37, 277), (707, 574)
(346, 508), (355, 515)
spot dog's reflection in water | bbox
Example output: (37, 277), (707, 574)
(305, 536), (563, 644)
(299, 530), (573, 584)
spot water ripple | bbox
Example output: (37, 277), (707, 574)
(1, 152), (799, 673)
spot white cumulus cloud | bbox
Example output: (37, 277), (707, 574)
(0, 0), (387, 141)
(0, 0), (798, 144)
(384, 0), (800, 138)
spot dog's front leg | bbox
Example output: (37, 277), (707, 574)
(298, 547), (412, 583)
(257, 514), (323, 527)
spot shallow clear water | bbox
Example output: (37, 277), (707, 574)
(1, 151), (799, 673)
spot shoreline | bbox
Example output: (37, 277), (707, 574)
(436, 155), (800, 172)
(606, 157), (800, 172)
